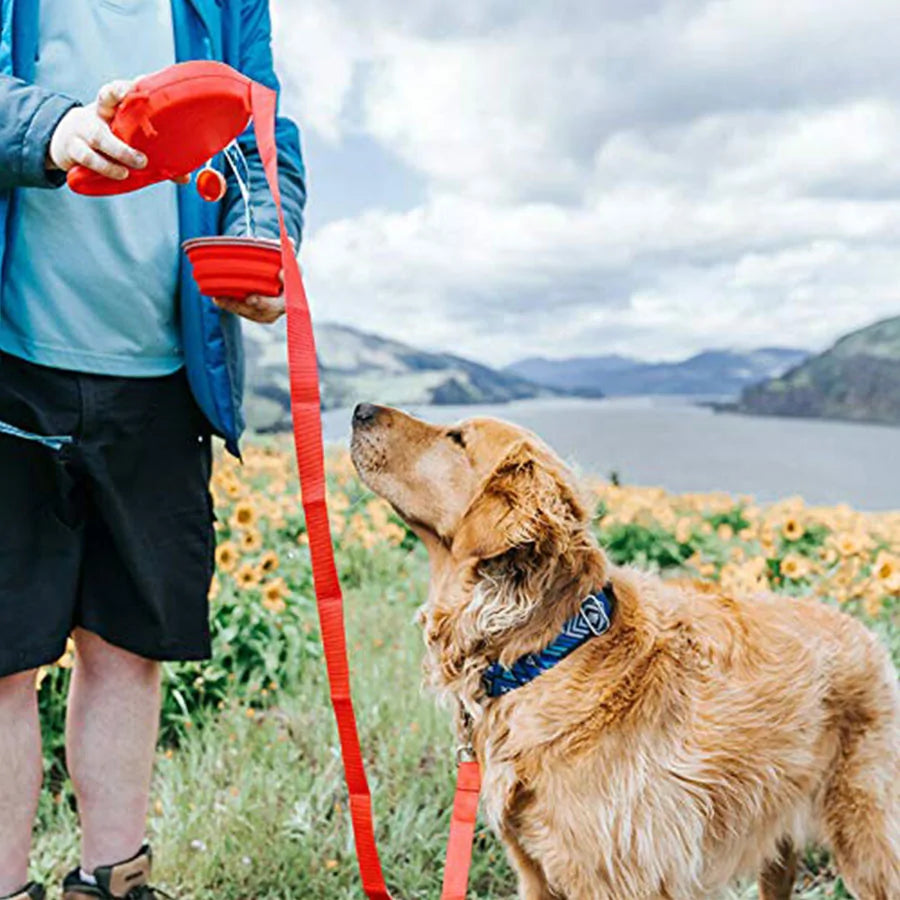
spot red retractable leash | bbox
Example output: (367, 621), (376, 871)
(69, 61), (483, 897)
(251, 83), (483, 900)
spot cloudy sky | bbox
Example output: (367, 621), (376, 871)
(269, 0), (900, 364)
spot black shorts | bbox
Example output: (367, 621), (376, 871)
(0, 351), (215, 677)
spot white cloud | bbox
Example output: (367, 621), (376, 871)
(271, 3), (360, 142)
(271, 0), (900, 362)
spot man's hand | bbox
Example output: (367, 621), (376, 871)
(213, 293), (285, 324)
(48, 78), (190, 184)
(48, 79), (145, 180)
(213, 269), (286, 324)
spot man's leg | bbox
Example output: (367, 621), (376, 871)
(67, 368), (213, 875)
(66, 629), (160, 872)
(0, 353), (85, 891)
(0, 671), (43, 895)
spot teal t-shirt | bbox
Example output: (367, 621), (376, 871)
(1, 0), (182, 376)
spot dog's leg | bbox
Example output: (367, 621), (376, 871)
(757, 838), (797, 900)
(821, 713), (900, 900)
(826, 800), (899, 900)
(501, 829), (557, 900)
(823, 792), (899, 900)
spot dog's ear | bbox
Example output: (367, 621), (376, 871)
(451, 440), (587, 561)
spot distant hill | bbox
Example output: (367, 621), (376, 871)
(508, 355), (637, 393)
(506, 348), (808, 398)
(737, 317), (900, 426)
(241, 321), (553, 432)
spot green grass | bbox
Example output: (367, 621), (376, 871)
(29, 538), (865, 898)
(32, 545), (520, 898)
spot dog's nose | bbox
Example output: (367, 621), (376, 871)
(352, 403), (379, 427)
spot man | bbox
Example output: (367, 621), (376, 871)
(0, 2), (305, 898)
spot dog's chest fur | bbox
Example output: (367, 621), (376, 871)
(480, 719), (829, 899)
(469, 585), (850, 899)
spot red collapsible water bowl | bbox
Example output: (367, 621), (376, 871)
(182, 236), (282, 300)
(67, 61), (289, 302)
(67, 61), (253, 196)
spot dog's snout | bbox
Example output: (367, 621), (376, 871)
(352, 402), (380, 428)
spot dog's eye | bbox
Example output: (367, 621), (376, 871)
(447, 429), (466, 448)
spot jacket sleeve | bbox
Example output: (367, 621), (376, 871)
(0, 74), (80, 191)
(220, 0), (307, 247)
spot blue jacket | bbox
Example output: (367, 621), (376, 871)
(0, 0), (306, 456)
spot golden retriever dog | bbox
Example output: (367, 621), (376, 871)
(349, 403), (900, 900)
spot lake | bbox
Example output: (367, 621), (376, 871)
(321, 396), (900, 511)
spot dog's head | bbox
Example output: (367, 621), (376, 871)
(350, 403), (591, 560)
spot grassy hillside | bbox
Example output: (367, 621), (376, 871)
(740, 317), (900, 425)
(30, 443), (899, 899)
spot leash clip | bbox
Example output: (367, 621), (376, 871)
(456, 706), (476, 764)
(456, 744), (477, 765)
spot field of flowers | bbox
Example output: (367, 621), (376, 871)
(31, 441), (899, 899)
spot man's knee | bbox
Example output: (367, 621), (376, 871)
(0, 669), (39, 707)
(72, 629), (160, 685)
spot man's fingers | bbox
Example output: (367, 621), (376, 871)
(96, 79), (136, 120)
(245, 294), (286, 321)
(213, 295), (285, 323)
(70, 139), (129, 180)
(213, 298), (251, 318)
(90, 121), (146, 169)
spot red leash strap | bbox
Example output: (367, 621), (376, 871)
(252, 83), (391, 900)
(251, 82), (479, 900)
(441, 761), (483, 899)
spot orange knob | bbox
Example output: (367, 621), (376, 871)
(196, 167), (227, 202)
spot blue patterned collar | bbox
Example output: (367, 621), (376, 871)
(482, 584), (616, 698)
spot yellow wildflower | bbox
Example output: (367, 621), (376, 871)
(675, 518), (693, 544)
(224, 480), (243, 500)
(230, 501), (258, 531)
(262, 578), (288, 613)
(871, 552), (900, 594)
(235, 562), (261, 591)
(384, 522), (406, 545)
(258, 550), (279, 574)
(872, 551), (898, 583)
(240, 528), (263, 553)
(781, 553), (811, 581)
(863, 593), (885, 617)
(215, 541), (239, 573)
(834, 531), (865, 558)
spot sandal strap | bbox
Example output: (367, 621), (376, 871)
(1, 884), (45, 900)
(63, 845), (175, 900)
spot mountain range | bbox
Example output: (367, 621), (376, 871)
(737, 316), (900, 426)
(241, 319), (816, 433)
(241, 320), (551, 432)
(505, 348), (808, 398)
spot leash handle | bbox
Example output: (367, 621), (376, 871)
(251, 81), (481, 900)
